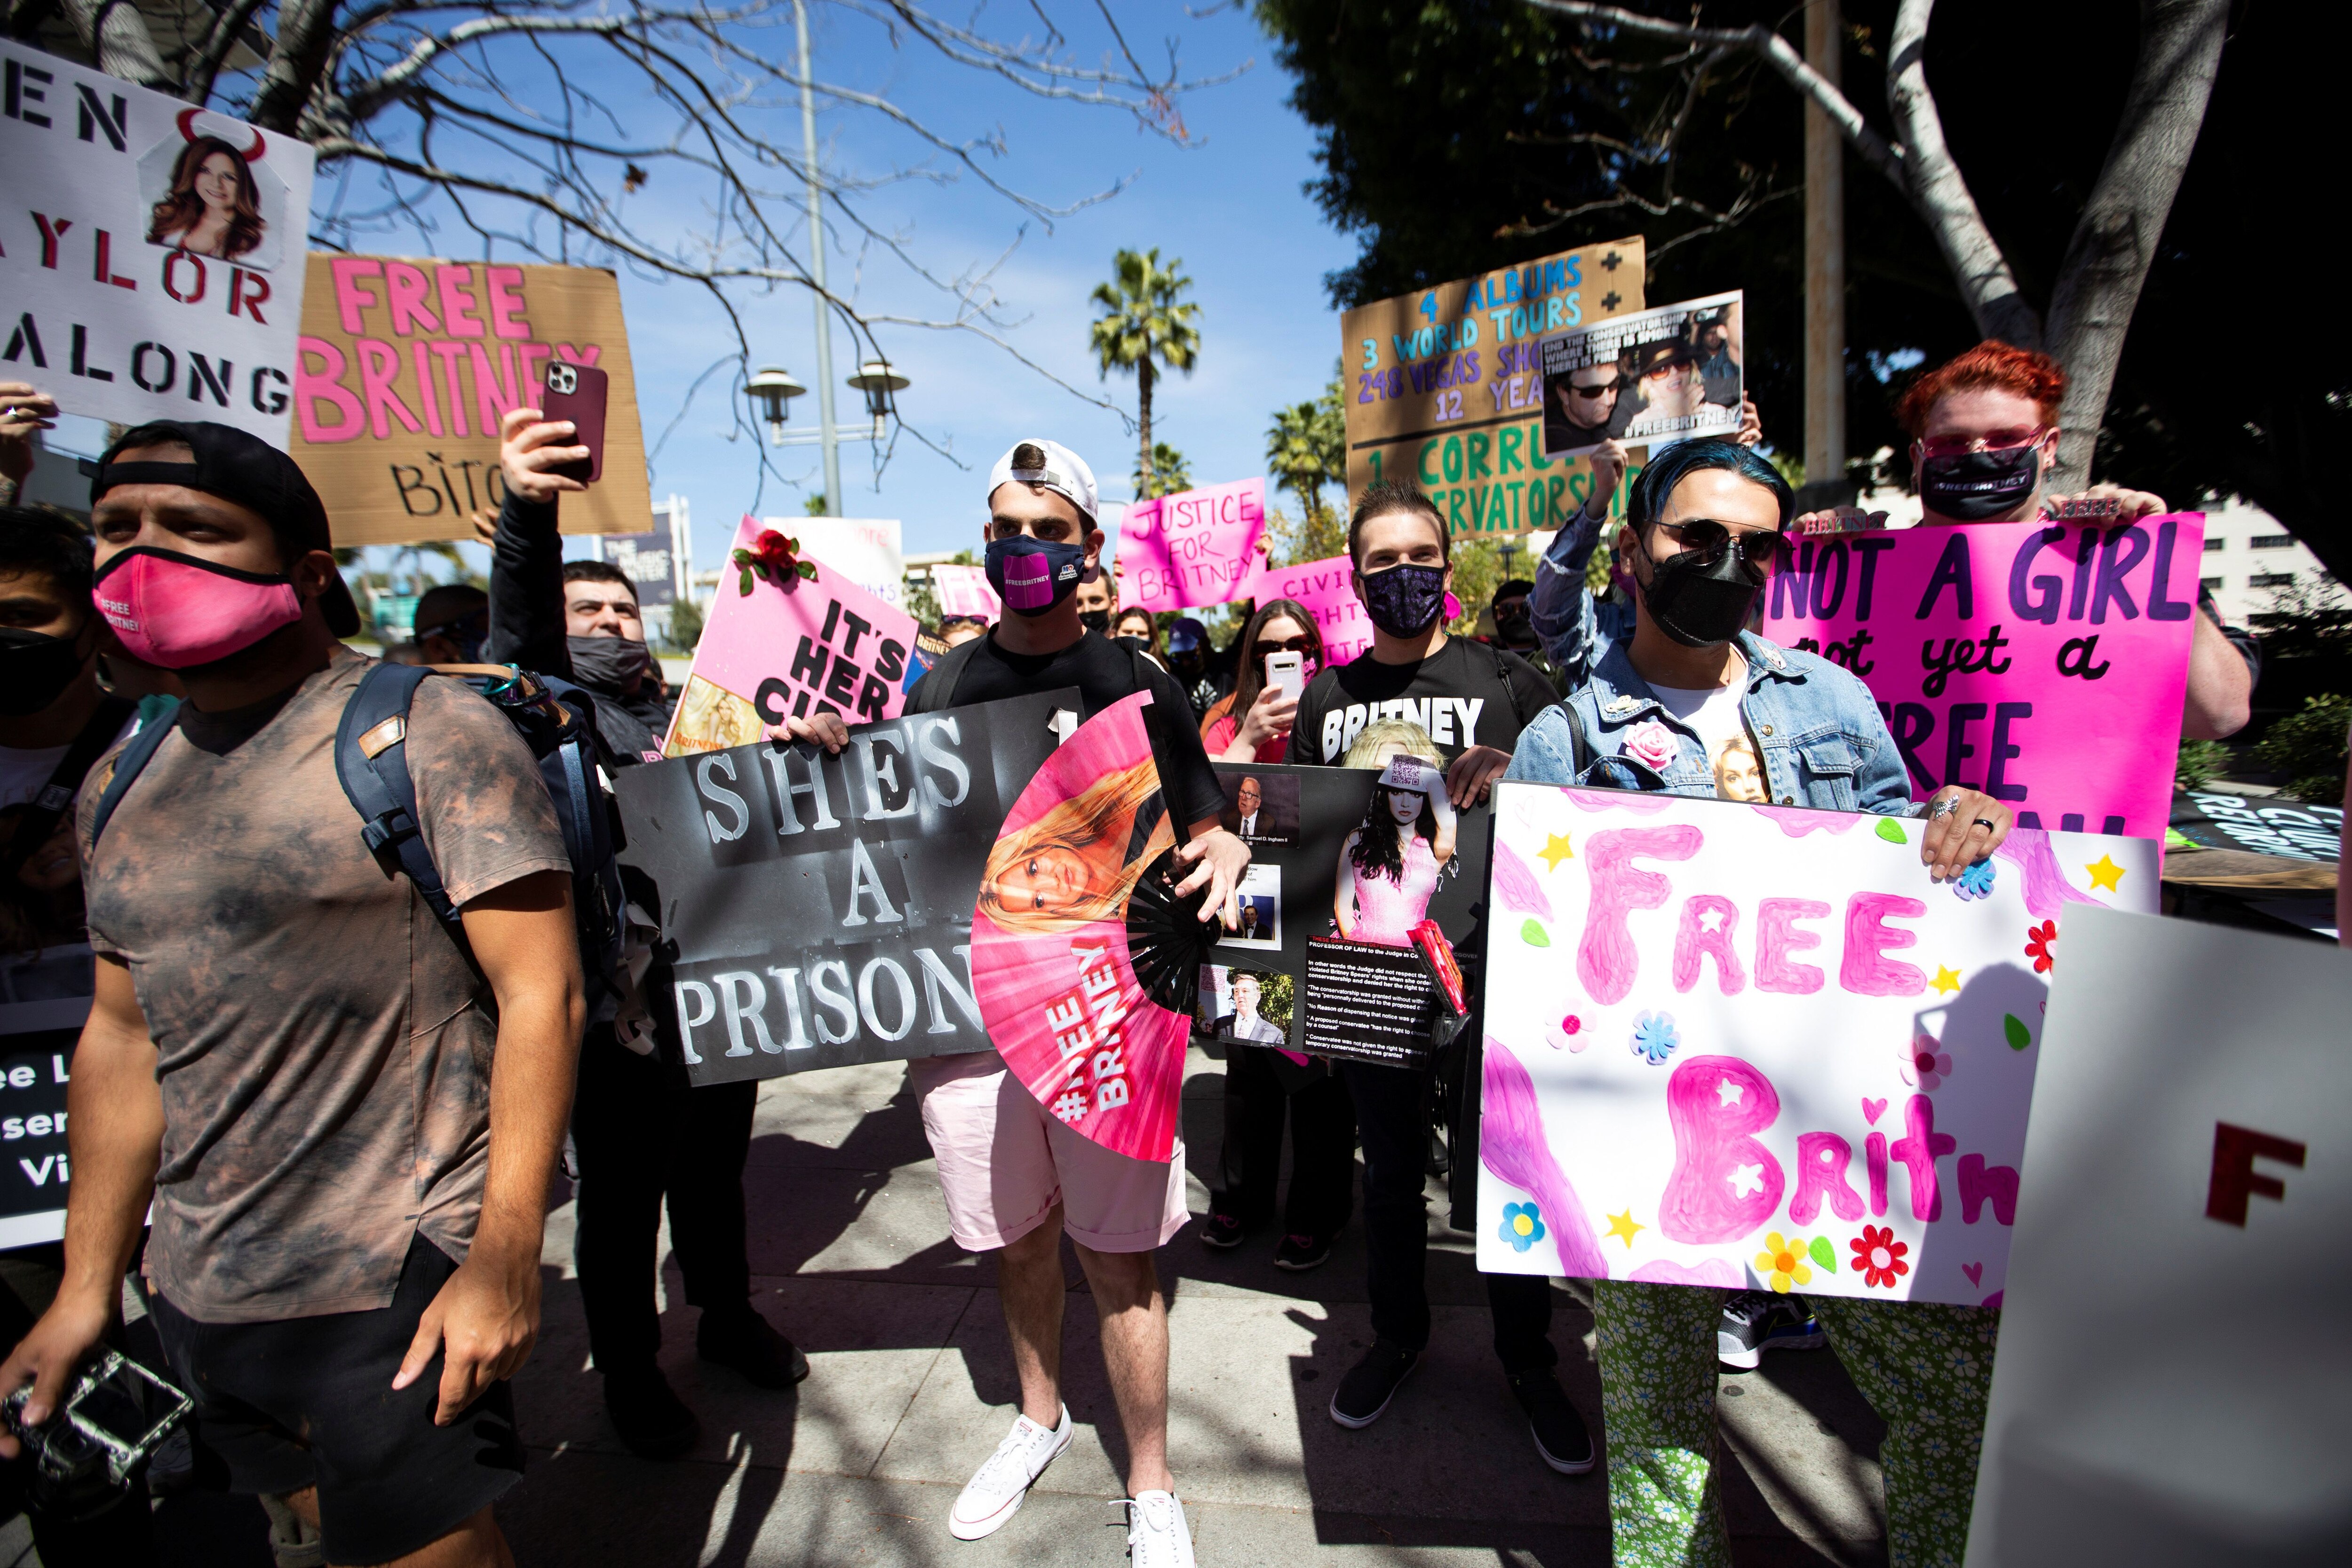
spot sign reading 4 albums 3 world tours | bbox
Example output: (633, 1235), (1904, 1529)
(2, 41), (316, 444)
(1339, 235), (1643, 536)
(617, 691), (1072, 1084)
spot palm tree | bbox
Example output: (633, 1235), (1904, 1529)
(1265, 376), (1349, 561)
(1132, 443), (1193, 499)
(1089, 249), (1200, 493)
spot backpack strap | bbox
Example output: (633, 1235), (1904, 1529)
(4, 696), (136, 881)
(333, 662), (461, 930)
(86, 698), (183, 848)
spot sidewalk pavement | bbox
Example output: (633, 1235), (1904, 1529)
(494, 1045), (1895, 1567)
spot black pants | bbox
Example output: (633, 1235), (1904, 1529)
(1342, 1059), (1555, 1372)
(572, 1029), (757, 1374)
(1211, 1045), (1357, 1238)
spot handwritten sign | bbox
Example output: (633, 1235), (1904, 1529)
(664, 517), (922, 755)
(2, 42), (315, 446)
(1475, 784), (2158, 1305)
(1114, 478), (1270, 611)
(1759, 516), (2204, 839)
(1339, 237), (1643, 535)
(1256, 553), (1371, 665)
(291, 255), (650, 544)
(931, 563), (1000, 621)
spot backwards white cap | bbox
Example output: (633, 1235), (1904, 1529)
(987, 438), (1098, 524)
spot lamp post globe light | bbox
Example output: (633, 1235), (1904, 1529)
(846, 358), (910, 425)
(746, 364), (806, 446)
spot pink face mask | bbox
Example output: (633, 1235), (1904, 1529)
(93, 547), (304, 669)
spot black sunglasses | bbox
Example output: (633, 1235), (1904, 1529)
(1651, 518), (1789, 569)
(1251, 636), (1316, 660)
(1566, 378), (1623, 399)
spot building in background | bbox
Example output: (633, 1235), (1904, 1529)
(592, 494), (692, 644)
(2194, 499), (2338, 627)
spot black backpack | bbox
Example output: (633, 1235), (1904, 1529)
(89, 664), (627, 1000)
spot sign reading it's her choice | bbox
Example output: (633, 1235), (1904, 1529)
(1115, 477), (1269, 611)
(1475, 784), (2156, 1306)
(1761, 516), (2205, 839)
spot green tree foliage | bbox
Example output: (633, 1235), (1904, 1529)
(1133, 444), (1195, 499)
(2252, 696), (2352, 806)
(665, 594), (706, 655)
(1090, 249), (1202, 493)
(1254, 1), (2343, 578)
(1266, 377), (1349, 562)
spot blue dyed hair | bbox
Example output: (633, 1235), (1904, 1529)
(1626, 438), (1794, 532)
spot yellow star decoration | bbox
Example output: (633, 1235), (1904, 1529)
(1605, 1209), (1645, 1249)
(1931, 964), (1962, 996)
(2084, 854), (2125, 892)
(1540, 832), (1576, 872)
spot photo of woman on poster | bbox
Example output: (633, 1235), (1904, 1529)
(1333, 753), (1457, 947)
(977, 757), (1173, 934)
(146, 135), (267, 261)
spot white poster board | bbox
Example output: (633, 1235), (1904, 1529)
(1476, 784), (2157, 1306)
(774, 517), (904, 610)
(1963, 910), (2352, 1567)
(1, 42), (314, 444)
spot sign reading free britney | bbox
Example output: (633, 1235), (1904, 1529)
(1761, 516), (2204, 839)
(1475, 784), (2156, 1306)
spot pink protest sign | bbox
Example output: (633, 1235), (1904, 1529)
(1115, 478), (1270, 611)
(1257, 553), (1372, 665)
(665, 516), (923, 756)
(1758, 515), (2204, 839)
(932, 563), (1000, 621)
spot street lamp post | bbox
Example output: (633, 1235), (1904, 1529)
(793, 0), (841, 517)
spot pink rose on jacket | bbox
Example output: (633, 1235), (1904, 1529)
(1621, 719), (1680, 773)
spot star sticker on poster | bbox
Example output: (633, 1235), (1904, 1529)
(2084, 854), (2125, 892)
(1539, 832), (1575, 871)
(1931, 964), (1962, 996)
(1605, 1209), (1645, 1249)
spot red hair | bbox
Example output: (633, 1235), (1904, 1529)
(1896, 341), (2066, 436)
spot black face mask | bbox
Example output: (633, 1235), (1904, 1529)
(1077, 609), (1112, 634)
(0, 626), (93, 716)
(567, 634), (652, 692)
(1636, 540), (1766, 650)
(1918, 443), (2042, 521)
(1493, 604), (1535, 647)
(1359, 562), (1448, 638)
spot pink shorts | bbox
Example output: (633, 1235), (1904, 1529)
(908, 1050), (1191, 1254)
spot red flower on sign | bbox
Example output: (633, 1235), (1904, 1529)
(731, 529), (818, 594)
(1851, 1226), (1909, 1289)
(2023, 920), (2057, 974)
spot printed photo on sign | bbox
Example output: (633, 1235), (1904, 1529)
(1539, 290), (1743, 459)
(1198, 965), (1289, 1047)
(1334, 754), (1459, 946)
(1220, 771), (1300, 844)
(1230, 863), (1282, 949)
(138, 109), (295, 273)
(1474, 783), (2159, 1306)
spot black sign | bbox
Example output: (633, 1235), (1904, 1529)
(2171, 792), (2342, 864)
(617, 691), (1074, 1085)
(1, 950), (93, 1250)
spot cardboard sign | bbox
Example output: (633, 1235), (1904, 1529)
(782, 517), (905, 611)
(291, 255), (650, 544)
(1205, 760), (1492, 1068)
(2, 43), (315, 445)
(0, 950), (93, 1251)
(664, 518), (923, 755)
(1760, 516), (2205, 839)
(1475, 783), (2157, 1305)
(1339, 236), (1644, 535)
(1114, 478), (1270, 611)
(1537, 291), (1744, 459)
(1255, 554), (1372, 666)
(932, 563), (1001, 621)
(1964, 911), (2352, 1566)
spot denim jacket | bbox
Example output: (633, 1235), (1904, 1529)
(1529, 506), (1635, 671)
(1504, 629), (1921, 816)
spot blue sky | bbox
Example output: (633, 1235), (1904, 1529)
(566, 3), (1355, 575)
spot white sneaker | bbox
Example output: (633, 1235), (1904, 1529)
(947, 1405), (1073, 1541)
(1121, 1490), (1196, 1568)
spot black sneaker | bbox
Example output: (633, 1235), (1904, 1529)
(1717, 1290), (1827, 1370)
(1200, 1211), (1247, 1250)
(1329, 1340), (1419, 1428)
(1272, 1233), (1333, 1272)
(697, 1306), (811, 1389)
(603, 1365), (700, 1460)
(1507, 1369), (1596, 1474)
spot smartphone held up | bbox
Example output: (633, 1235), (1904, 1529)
(541, 359), (610, 484)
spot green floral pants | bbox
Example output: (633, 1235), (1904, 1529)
(1591, 1279), (1999, 1568)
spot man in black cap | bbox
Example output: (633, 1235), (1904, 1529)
(0, 421), (584, 1568)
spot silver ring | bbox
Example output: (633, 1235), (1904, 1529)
(1929, 797), (1960, 819)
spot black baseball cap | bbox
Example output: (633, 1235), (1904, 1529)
(93, 420), (361, 637)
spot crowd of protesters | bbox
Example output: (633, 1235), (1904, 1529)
(0, 335), (2327, 1568)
